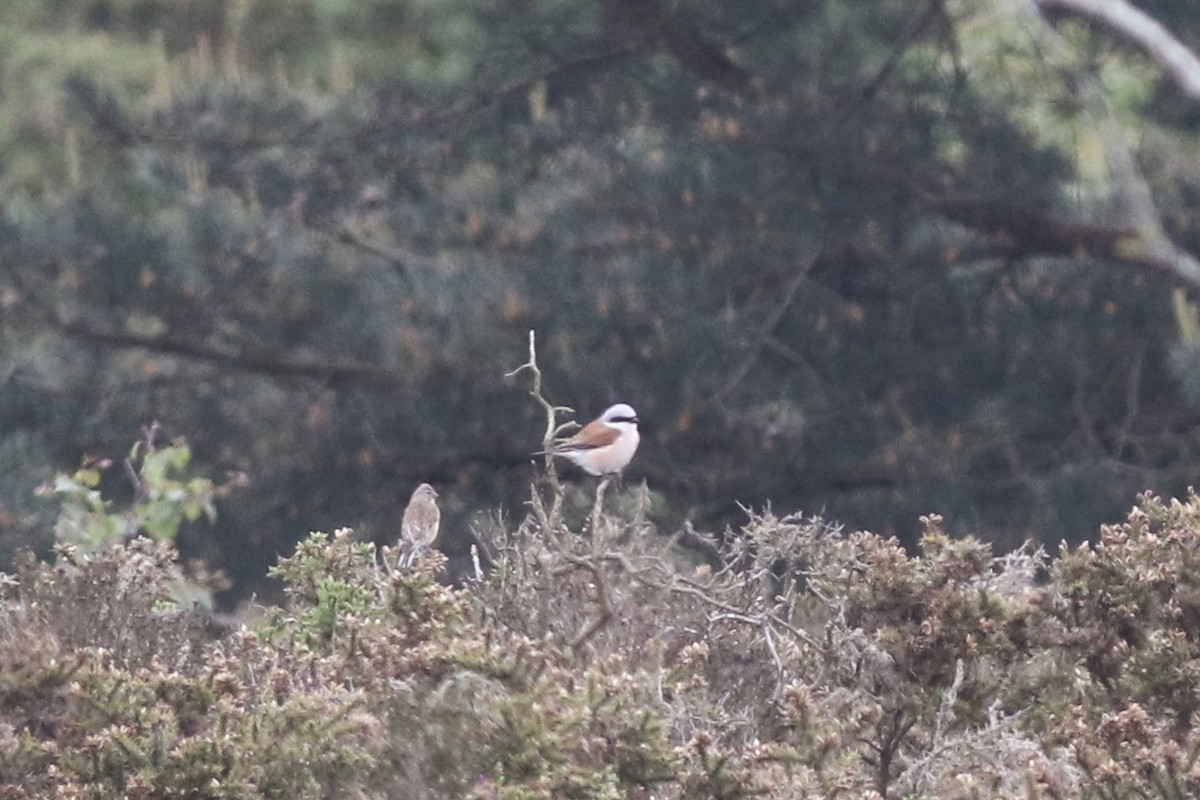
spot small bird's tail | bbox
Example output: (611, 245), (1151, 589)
(537, 443), (588, 456)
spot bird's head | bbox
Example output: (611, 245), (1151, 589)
(601, 403), (639, 430)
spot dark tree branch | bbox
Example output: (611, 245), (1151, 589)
(0, 255), (402, 386)
(59, 318), (401, 385)
(434, 46), (640, 123)
(899, 176), (1200, 285)
(599, 0), (755, 93)
(1114, 345), (1144, 459)
(331, 222), (438, 286)
(561, 554), (615, 655)
(856, 0), (943, 107)
(1008, 0), (1200, 287)
(12, 297), (403, 387)
(718, 252), (818, 402)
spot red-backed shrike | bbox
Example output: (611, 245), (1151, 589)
(544, 403), (640, 476)
(400, 482), (440, 567)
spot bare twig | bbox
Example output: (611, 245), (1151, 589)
(123, 421), (162, 504)
(588, 476), (612, 541)
(932, 659), (965, 751)
(471, 543), (484, 583)
(896, 659), (972, 797)
(663, 575), (823, 651)
(562, 554), (615, 656)
(506, 330), (575, 521)
(506, 330), (575, 464)
(379, 543), (395, 579)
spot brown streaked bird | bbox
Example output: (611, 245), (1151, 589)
(543, 403), (640, 476)
(399, 483), (440, 568)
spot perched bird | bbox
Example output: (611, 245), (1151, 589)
(544, 403), (640, 476)
(399, 483), (440, 568)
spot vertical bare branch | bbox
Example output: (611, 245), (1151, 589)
(588, 476), (612, 542)
(505, 329), (575, 524)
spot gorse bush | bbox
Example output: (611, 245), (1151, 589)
(4, 457), (1200, 797)
(1035, 495), (1200, 798)
(473, 493), (1064, 799)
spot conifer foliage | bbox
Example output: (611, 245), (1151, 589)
(5, 1), (1200, 587)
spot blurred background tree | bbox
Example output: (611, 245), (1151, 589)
(3, 0), (1200, 604)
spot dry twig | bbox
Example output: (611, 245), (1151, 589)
(505, 329), (575, 523)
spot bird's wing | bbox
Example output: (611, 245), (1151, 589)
(553, 419), (619, 452)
